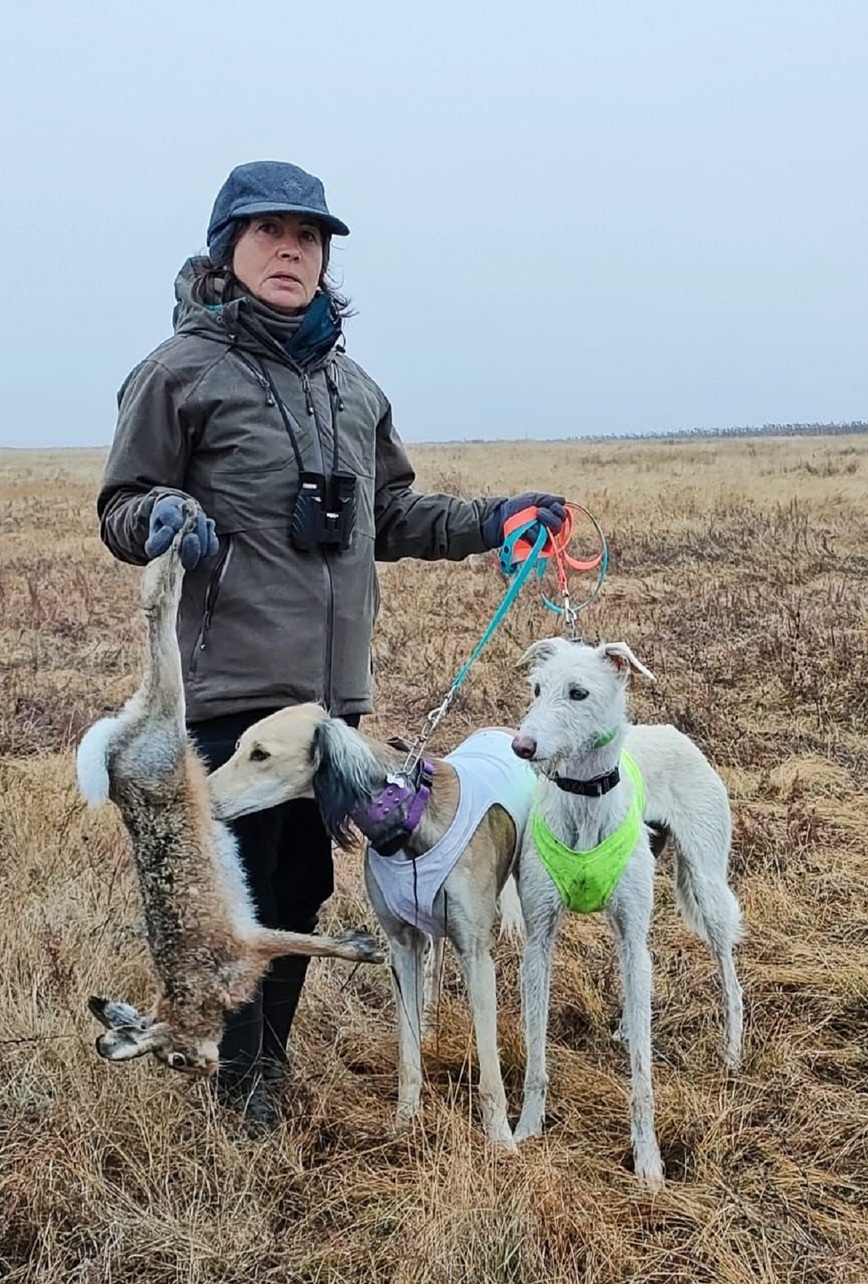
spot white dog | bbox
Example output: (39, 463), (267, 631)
(511, 639), (743, 1188)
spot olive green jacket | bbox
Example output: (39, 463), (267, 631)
(99, 259), (501, 720)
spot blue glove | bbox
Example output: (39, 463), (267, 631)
(482, 493), (567, 551)
(144, 495), (219, 571)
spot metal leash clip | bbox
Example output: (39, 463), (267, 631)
(403, 690), (454, 773)
(561, 586), (580, 640)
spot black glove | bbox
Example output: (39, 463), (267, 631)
(482, 493), (567, 550)
(144, 495), (219, 570)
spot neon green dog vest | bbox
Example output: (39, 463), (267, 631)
(532, 752), (645, 914)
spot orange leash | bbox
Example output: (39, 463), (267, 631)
(501, 502), (608, 635)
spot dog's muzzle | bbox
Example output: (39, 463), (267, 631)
(351, 761), (434, 856)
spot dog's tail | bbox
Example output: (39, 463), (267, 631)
(498, 874), (525, 942)
(664, 760), (744, 949)
(75, 717), (118, 807)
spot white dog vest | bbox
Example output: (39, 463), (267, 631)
(366, 729), (536, 937)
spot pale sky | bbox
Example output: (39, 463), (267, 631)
(0, 0), (865, 447)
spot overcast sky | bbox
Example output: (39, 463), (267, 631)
(0, 0), (865, 447)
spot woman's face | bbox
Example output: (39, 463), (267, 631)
(232, 213), (324, 312)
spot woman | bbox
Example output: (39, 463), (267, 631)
(99, 160), (565, 1130)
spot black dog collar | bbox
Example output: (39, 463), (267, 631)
(553, 765), (621, 797)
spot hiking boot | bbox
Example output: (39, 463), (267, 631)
(260, 1056), (289, 1086)
(213, 1071), (279, 1136)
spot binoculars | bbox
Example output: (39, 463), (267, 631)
(290, 471), (357, 553)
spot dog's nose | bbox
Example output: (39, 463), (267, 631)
(512, 734), (537, 760)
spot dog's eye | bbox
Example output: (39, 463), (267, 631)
(568, 686), (589, 701)
(533, 683), (541, 698)
(249, 746), (270, 762)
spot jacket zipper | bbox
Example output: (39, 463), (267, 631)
(309, 385), (335, 710)
(232, 351), (274, 403)
(188, 537), (233, 677)
(230, 333), (336, 709)
(321, 372), (346, 710)
(301, 372), (316, 417)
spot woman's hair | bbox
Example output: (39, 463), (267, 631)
(197, 217), (352, 317)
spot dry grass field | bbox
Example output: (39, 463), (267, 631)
(1, 435), (868, 1283)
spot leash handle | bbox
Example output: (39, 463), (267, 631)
(503, 503), (609, 630)
(501, 502), (605, 574)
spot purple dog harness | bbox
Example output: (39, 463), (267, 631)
(351, 760), (435, 856)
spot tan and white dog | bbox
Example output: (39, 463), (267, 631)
(210, 713), (533, 1147)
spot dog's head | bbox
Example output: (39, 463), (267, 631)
(208, 703), (328, 819)
(512, 639), (654, 769)
(87, 997), (220, 1077)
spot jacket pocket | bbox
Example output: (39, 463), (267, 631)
(196, 461), (298, 535)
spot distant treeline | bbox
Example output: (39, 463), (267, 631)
(585, 420), (868, 443)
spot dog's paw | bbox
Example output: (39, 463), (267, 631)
(637, 1165), (665, 1192)
(513, 1115), (544, 1143)
(486, 1127), (517, 1152)
(394, 1102), (421, 1132)
(723, 1041), (742, 1070)
(634, 1150), (665, 1192)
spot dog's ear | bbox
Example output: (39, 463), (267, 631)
(600, 642), (655, 683)
(94, 1022), (172, 1063)
(312, 720), (377, 847)
(516, 638), (562, 670)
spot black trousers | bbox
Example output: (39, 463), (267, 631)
(189, 708), (358, 1085)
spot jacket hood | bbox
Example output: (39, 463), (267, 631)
(172, 257), (239, 343)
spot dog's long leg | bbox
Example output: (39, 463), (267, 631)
(672, 846), (744, 1068)
(662, 761), (744, 1067)
(422, 936), (445, 1037)
(514, 856), (562, 1142)
(390, 926), (427, 1127)
(607, 851), (664, 1190)
(454, 944), (515, 1149)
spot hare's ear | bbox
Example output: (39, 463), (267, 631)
(88, 996), (147, 1030)
(94, 1023), (172, 1063)
(516, 638), (563, 670)
(600, 643), (655, 683)
(89, 995), (171, 1063)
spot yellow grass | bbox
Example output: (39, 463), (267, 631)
(1, 435), (868, 1283)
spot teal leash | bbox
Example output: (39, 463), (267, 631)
(403, 518), (549, 770)
(452, 521), (550, 691)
